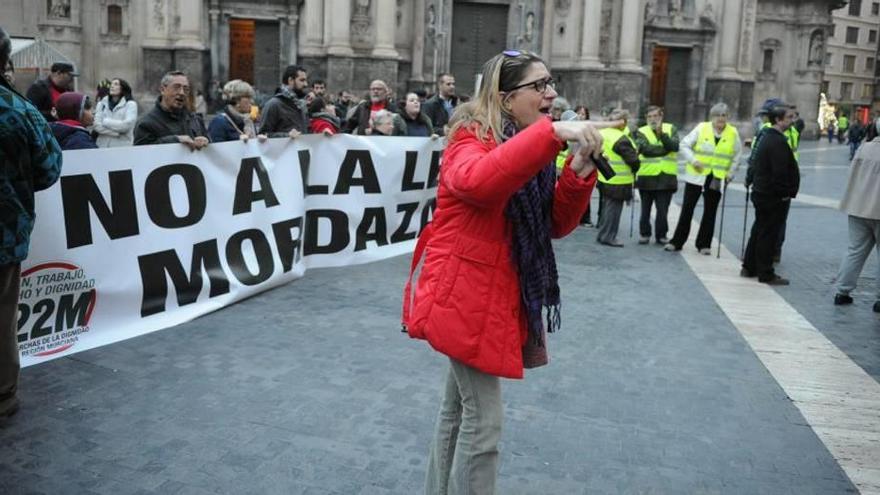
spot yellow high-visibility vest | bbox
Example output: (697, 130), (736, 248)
(598, 127), (635, 185)
(688, 122), (738, 180)
(637, 123), (678, 177)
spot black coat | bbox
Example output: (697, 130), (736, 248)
(25, 78), (61, 122)
(751, 127), (800, 199)
(422, 94), (459, 136)
(259, 90), (309, 136)
(133, 98), (209, 146)
(49, 122), (97, 150)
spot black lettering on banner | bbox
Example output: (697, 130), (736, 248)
(401, 151), (425, 191)
(233, 157), (280, 214)
(298, 149), (329, 195)
(138, 240), (231, 317)
(304, 209), (349, 255)
(29, 299), (53, 339)
(271, 217), (303, 273)
(355, 207), (389, 252)
(55, 290), (94, 332)
(420, 198), (437, 233)
(225, 229), (274, 286)
(145, 164), (207, 228)
(16, 304), (29, 342)
(334, 150), (381, 194)
(390, 202), (418, 243)
(61, 171), (139, 249)
(428, 150), (442, 188)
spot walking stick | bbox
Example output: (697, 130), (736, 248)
(716, 180), (728, 258)
(740, 185), (750, 260)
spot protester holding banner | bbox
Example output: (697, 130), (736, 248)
(133, 70), (209, 150)
(402, 49), (611, 494)
(208, 79), (266, 143)
(0, 26), (63, 420)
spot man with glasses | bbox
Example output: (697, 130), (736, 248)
(345, 79), (404, 135)
(134, 71), (209, 149)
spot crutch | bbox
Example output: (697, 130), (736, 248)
(716, 180), (728, 258)
(740, 185), (750, 260)
(629, 184), (636, 238)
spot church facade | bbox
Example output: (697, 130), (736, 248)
(1, 0), (846, 136)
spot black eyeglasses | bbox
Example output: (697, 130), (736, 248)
(505, 77), (555, 94)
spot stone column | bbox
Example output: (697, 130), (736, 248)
(174, 1), (205, 50)
(578, 0), (603, 67)
(209, 6), (220, 81)
(299, 0), (324, 54)
(411, 0), (426, 84)
(617, 0), (644, 71)
(373, 0), (400, 58)
(327, 0), (353, 56)
(715, 0), (743, 78)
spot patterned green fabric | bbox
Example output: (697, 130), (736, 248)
(0, 82), (63, 265)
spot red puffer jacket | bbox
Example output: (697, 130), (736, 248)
(403, 117), (596, 379)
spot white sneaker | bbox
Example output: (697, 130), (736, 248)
(638, 236), (650, 244)
(699, 248), (712, 255)
(663, 243), (679, 252)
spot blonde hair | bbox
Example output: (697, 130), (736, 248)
(223, 79), (255, 103)
(448, 50), (546, 143)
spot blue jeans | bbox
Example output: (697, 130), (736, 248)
(426, 359), (502, 495)
(849, 141), (861, 160)
(835, 216), (880, 300)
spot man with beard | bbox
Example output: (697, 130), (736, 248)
(134, 71), (209, 150)
(345, 79), (403, 135)
(260, 64), (310, 137)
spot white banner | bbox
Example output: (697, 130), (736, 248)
(17, 135), (442, 367)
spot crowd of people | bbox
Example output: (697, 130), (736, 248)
(3, 21), (880, 492)
(823, 110), (876, 160)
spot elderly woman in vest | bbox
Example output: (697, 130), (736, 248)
(93, 78), (138, 147)
(402, 50), (615, 493)
(665, 102), (742, 254)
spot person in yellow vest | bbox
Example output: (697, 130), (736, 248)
(633, 105), (679, 245)
(837, 114), (849, 144)
(665, 102), (742, 254)
(596, 109), (640, 247)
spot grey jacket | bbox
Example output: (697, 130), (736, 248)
(840, 137), (880, 220)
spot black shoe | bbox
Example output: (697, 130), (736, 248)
(833, 294), (853, 305)
(874, 301), (880, 313)
(760, 275), (790, 286)
(740, 268), (756, 278)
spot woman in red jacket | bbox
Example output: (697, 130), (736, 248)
(403, 50), (611, 493)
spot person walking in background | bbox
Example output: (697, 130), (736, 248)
(208, 79), (266, 143)
(0, 26), (63, 421)
(307, 96), (341, 135)
(93, 78), (138, 147)
(403, 49), (608, 494)
(837, 113), (849, 144)
(134, 70), (209, 149)
(741, 103), (799, 286)
(398, 92), (434, 137)
(422, 73), (458, 136)
(833, 119), (880, 312)
(49, 92), (97, 150)
(260, 65), (310, 138)
(633, 105), (679, 245)
(26, 62), (77, 122)
(665, 103), (742, 254)
(847, 119), (865, 161)
(596, 109), (640, 247)
(549, 97), (570, 121)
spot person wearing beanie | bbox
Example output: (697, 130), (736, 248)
(307, 96), (341, 135)
(49, 92), (97, 150)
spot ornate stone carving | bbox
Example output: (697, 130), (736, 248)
(153, 0), (164, 29)
(808, 30), (824, 66)
(48, 0), (71, 19)
(524, 12), (535, 42)
(351, 0), (373, 47)
(699, 2), (716, 27)
(555, 0), (571, 15)
(738, 0), (757, 71)
(644, 1), (656, 23)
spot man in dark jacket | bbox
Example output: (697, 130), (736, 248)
(741, 104), (799, 285)
(134, 71), (209, 149)
(345, 80), (400, 135)
(25, 61), (77, 122)
(422, 73), (458, 136)
(260, 65), (309, 138)
(0, 26), (63, 420)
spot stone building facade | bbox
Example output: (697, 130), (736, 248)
(0, 0), (846, 136)
(824, 0), (880, 123)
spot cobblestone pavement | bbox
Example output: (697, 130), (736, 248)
(0, 140), (870, 494)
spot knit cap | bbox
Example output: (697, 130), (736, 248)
(55, 92), (87, 121)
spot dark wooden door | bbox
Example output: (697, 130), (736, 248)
(664, 48), (690, 126)
(450, 2), (509, 97)
(649, 46), (669, 106)
(229, 19), (255, 84)
(253, 21), (280, 95)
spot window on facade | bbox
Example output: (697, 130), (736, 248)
(826, 52), (833, 67)
(870, 30), (878, 43)
(821, 81), (829, 95)
(830, 24), (836, 37)
(873, 2), (879, 15)
(864, 84), (876, 99)
(840, 82), (853, 100)
(850, 0), (862, 16)
(844, 55), (856, 72)
(762, 49), (774, 72)
(846, 26), (859, 43)
(107, 5), (122, 34)
(868, 57), (876, 71)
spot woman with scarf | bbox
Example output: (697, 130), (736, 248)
(93, 78), (138, 147)
(402, 50), (613, 493)
(208, 79), (267, 143)
(307, 96), (341, 135)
